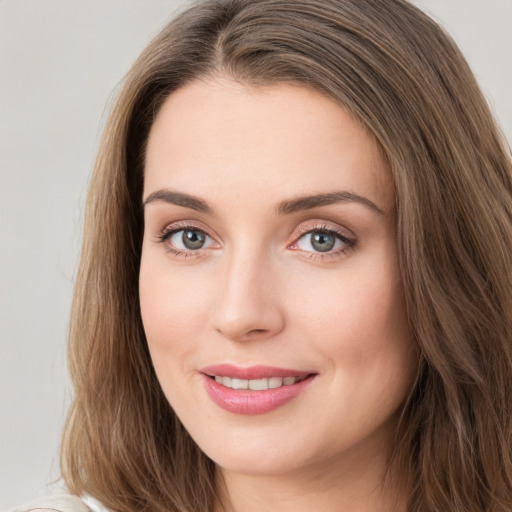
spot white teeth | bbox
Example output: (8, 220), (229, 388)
(213, 375), (304, 390)
(231, 378), (249, 390)
(249, 378), (268, 391)
(268, 377), (283, 389)
(215, 375), (232, 387)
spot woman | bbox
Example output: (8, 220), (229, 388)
(11, 0), (512, 511)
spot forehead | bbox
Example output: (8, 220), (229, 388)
(144, 77), (394, 214)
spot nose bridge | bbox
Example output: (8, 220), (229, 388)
(212, 241), (284, 341)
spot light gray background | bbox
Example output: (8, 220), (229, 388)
(1, 1), (511, 509)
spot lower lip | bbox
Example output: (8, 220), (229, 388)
(202, 374), (315, 415)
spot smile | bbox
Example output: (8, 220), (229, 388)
(199, 365), (316, 414)
(211, 375), (307, 390)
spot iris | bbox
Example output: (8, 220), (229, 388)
(182, 230), (206, 249)
(310, 231), (335, 252)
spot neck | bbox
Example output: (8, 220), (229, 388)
(213, 441), (407, 512)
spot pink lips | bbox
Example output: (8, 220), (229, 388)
(200, 364), (315, 415)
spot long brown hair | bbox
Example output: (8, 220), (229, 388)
(61, 1), (512, 510)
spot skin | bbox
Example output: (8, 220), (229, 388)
(139, 77), (417, 512)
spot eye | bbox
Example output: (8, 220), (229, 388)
(158, 226), (215, 253)
(299, 231), (338, 252)
(170, 229), (211, 250)
(292, 228), (355, 255)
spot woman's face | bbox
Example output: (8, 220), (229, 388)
(140, 78), (417, 478)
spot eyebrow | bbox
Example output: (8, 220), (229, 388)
(143, 189), (212, 213)
(275, 191), (384, 216)
(142, 188), (384, 216)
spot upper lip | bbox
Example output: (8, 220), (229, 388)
(199, 364), (314, 380)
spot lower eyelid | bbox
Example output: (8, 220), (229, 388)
(302, 249), (349, 261)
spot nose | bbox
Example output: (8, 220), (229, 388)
(211, 249), (285, 342)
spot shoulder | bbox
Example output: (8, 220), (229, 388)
(5, 494), (96, 512)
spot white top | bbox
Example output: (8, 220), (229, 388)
(6, 494), (108, 512)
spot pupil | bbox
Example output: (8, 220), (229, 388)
(182, 230), (205, 249)
(311, 232), (335, 252)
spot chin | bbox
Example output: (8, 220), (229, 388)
(208, 446), (309, 476)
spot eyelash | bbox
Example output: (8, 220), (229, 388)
(155, 222), (214, 258)
(155, 222), (357, 261)
(291, 224), (357, 261)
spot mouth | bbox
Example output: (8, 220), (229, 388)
(207, 374), (310, 391)
(199, 364), (317, 414)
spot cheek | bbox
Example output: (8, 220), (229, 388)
(139, 254), (210, 373)
(296, 262), (408, 349)
(290, 249), (415, 394)
(314, 277), (415, 433)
